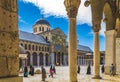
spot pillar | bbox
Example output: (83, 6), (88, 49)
(37, 55), (39, 67)
(64, 0), (80, 82)
(50, 53), (55, 65)
(30, 55), (33, 65)
(92, 23), (101, 79)
(0, 0), (22, 82)
(116, 38), (120, 74)
(105, 30), (116, 74)
(43, 55), (46, 66)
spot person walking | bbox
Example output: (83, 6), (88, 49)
(29, 65), (34, 76)
(24, 66), (28, 77)
(41, 67), (47, 81)
(52, 66), (56, 74)
(110, 64), (115, 76)
(86, 64), (91, 75)
(101, 64), (104, 73)
(77, 65), (80, 74)
(49, 66), (53, 78)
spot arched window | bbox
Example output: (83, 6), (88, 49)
(21, 43), (23, 46)
(39, 27), (41, 31)
(32, 45), (34, 50)
(25, 44), (27, 49)
(39, 46), (41, 51)
(42, 46), (44, 51)
(29, 44), (31, 50)
(36, 45), (38, 51)
(42, 27), (44, 31)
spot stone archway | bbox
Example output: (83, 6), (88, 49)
(33, 52), (37, 66)
(26, 51), (31, 66)
(46, 54), (49, 66)
(39, 53), (43, 66)
(103, 2), (116, 74)
(57, 52), (61, 66)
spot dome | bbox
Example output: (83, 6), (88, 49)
(35, 19), (51, 26)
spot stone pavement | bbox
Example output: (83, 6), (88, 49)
(20, 66), (120, 82)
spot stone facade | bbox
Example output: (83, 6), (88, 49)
(19, 18), (93, 67)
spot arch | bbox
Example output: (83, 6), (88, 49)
(57, 52), (61, 66)
(25, 44), (27, 49)
(39, 27), (41, 31)
(33, 52), (37, 66)
(46, 54), (49, 66)
(28, 44), (31, 50)
(103, 3), (114, 30)
(42, 46), (44, 51)
(36, 45), (38, 51)
(26, 51), (31, 66)
(20, 43), (23, 46)
(42, 27), (44, 31)
(39, 53), (43, 66)
(39, 46), (41, 51)
(62, 53), (64, 65)
(32, 45), (34, 50)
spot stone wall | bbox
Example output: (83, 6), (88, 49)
(0, 0), (19, 77)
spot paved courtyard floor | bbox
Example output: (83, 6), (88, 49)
(20, 66), (120, 82)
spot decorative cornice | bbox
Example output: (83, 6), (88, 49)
(92, 20), (101, 32)
(64, 0), (81, 18)
(66, 6), (78, 18)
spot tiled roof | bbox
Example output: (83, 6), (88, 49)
(19, 30), (49, 45)
(77, 45), (92, 52)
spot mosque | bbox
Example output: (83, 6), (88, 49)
(19, 17), (93, 67)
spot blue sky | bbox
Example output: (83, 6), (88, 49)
(18, 0), (105, 51)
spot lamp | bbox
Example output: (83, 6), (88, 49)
(84, 0), (90, 7)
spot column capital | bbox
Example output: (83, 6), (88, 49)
(64, 0), (81, 18)
(92, 19), (101, 32)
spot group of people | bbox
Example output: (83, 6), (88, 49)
(24, 65), (34, 77)
(77, 64), (91, 75)
(77, 63), (115, 76)
(41, 65), (56, 81)
(101, 64), (115, 76)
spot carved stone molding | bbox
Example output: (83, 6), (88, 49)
(66, 6), (78, 18)
(64, 0), (81, 18)
(92, 20), (101, 32)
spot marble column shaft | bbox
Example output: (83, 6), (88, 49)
(69, 18), (77, 82)
(93, 31), (100, 78)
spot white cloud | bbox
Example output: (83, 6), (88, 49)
(19, 16), (28, 24)
(22, 0), (105, 36)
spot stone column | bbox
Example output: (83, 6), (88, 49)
(92, 24), (101, 79)
(64, 0), (80, 82)
(30, 55), (33, 65)
(37, 55), (39, 67)
(105, 30), (116, 74)
(43, 55), (46, 66)
(116, 38), (120, 74)
(50, 53), (55, 65)
(0, 0), (22, 82)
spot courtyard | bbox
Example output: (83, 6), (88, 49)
(21, 66), (120, 82)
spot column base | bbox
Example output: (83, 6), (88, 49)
(0, 76), (23, 82)
(92, 75), (102, 79)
